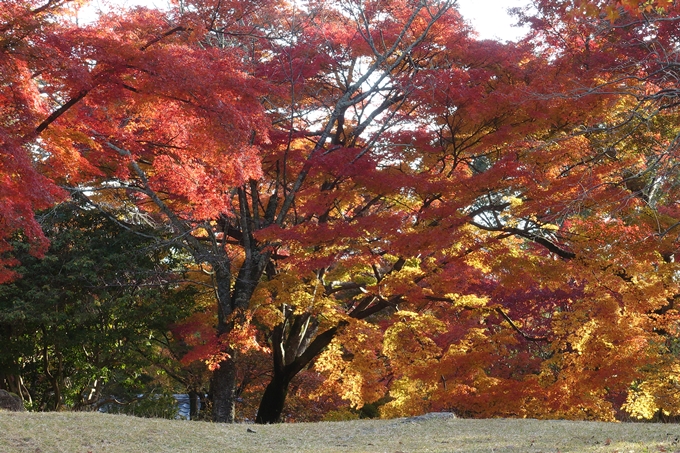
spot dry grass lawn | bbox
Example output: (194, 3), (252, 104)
(2, 410), (680, 452)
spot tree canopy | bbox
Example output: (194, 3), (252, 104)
(2, 0), (680, 423)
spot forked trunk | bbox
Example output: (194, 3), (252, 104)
(254, 316), (346, 424)
(255, 373), (290, 424)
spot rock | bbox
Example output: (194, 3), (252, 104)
(0, 389), (25, 412)
(402, 412), (456, 423)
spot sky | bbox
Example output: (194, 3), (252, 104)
(81, 0), (531, 42)
(457, 0), (530, 41)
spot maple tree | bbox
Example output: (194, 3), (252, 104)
(286, 0), (680, 422)
(3, 0), (468, 422)
(2, 0), (272, 421)
(244, 15), (612, 422)
(515, 0), (680, 420)
(360, 0), (680, 421)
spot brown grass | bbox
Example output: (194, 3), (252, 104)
(2, 410), (680, 452)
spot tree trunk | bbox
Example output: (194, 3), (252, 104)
(209, 263), (239, 423)
(210, 238), (269, 422)
(252, 291), (395, 423)
(210, 356), (237, 423)
(255, 373), (290, 424)
(188, 390), (201, 420)
(254, 318), (347, 424)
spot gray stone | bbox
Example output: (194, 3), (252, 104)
(402, 412), (456, 423)
(0, 389), (25, 412)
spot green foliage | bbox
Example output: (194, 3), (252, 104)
(0, 200), (199, 411)
(321, 408), (360, 422)
(104, 390), (180, 420)
(358, 403), (381, 419)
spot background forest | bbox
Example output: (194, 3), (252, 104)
(2, 0), (680, 424)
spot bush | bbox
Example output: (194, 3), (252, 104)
(105, 391), (179, 420)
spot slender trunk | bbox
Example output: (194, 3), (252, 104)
(188, 390), (201, 420)
(41, 326), (62, 411)
(210, 356), (237, 423)
(210, 264), (238, 423)
(255, 372), (290, 424)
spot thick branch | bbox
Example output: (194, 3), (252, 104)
(35, 89), (88, 134)
(284, 321), (349, 378)
(139, 26), (188, 51)
(470, 221), (576, 259)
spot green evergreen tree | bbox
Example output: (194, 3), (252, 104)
(0, 200), (199, 413)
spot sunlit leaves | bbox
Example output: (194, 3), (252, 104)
(175, 310), (270, 371)
(313, 320), (386, 408)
